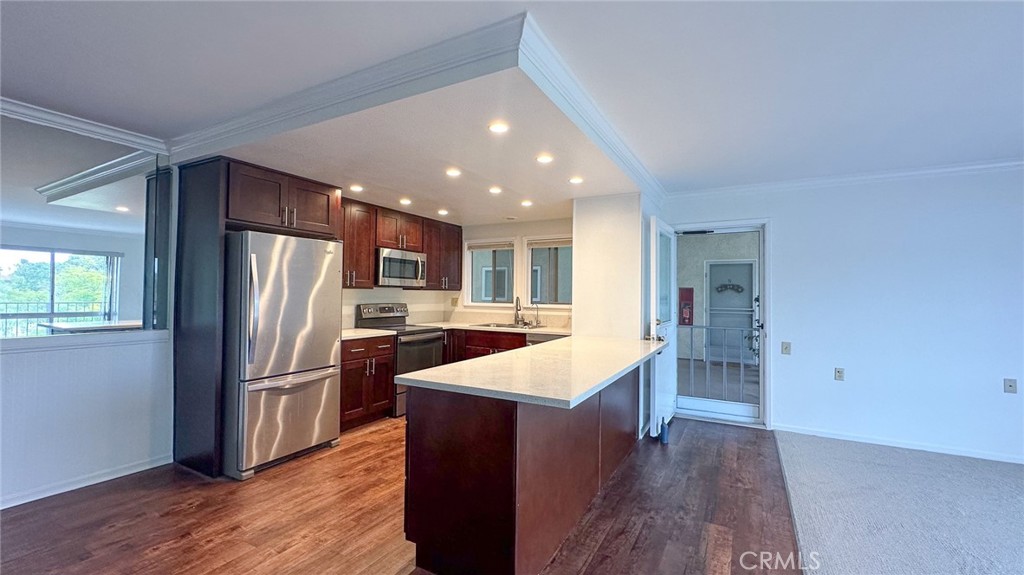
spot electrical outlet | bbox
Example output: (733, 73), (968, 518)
(781, 342), (792, 355)
(1006, 379), (1018, 394)
(834, 368), (845, 381)
(450, 297), (459, 307)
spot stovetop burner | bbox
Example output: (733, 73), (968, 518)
(353, 303), (443, 335)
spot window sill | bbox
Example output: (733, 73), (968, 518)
(0, 329), (169, 355)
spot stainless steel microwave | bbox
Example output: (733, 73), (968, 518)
(377, 248), (427, 288)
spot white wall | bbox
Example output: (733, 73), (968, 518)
(342, 287), (450, 328)
(573, 195), (643, 338)
(0, 223), (145, 321)
(662, 167), (1024, 462)
(1, 331), (172, 508)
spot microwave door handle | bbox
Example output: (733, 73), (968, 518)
(417, 257), (424, 281)
(248, 253), (260, 364)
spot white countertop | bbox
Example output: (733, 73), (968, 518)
(341, 328), (396, 341)
(418, 322), (571, 336)
(395, 336), (668, 409)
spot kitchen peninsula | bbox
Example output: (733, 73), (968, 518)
(397, 336), (667, 575)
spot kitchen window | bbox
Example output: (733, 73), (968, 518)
(0, 246), (122, 338)
(468, 241), (514, 304)
(527, 238), (572, 305)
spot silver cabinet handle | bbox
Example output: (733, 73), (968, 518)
(376, 344), (391, 349)
(280, 207), (288, 225)
(248, 253), (260, 364)
(371, 357), (376, 375)
(352, 270), (356, 285)
(290, 207), (297, 227)
(350, 348), (366, 353)
(364, 359), (370, 377)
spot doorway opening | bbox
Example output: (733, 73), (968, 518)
(675, 227), (765, 424)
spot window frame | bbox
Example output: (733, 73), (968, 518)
(524, 235), (573, 308)
(464, 238), (517, 308)
(0, 244), (124, 338)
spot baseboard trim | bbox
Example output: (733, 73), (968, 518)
(771, 424), (1024, 464)
(1, 453), (173, 509)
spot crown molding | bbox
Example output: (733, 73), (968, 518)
(169, 14), (528, 164)
(517, 14), (666, 207)
(0, 220), (144, 238)
(668, 159), (1024, 199)
(0, 98), (167, 155)
(35, 150), (156, 202)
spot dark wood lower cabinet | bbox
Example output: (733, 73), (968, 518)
(464, 345), (492, 359)
(405, 368), (640, 575)
(340, 338), (395, 431)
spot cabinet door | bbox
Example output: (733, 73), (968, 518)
(464, 345), (493, 359)
(341, 359), (370, 421)
(400, 213), (424, 252)
(227, 163), (289, 227)
(444, 329), (465, 364)
(442, 223), (463, 291)
(376, 208), (402, 249)
(289, 179), (341, 238)
(344, 201), (377, 289)
(367, 354), (395, 412)
(422, 219), (443, 290)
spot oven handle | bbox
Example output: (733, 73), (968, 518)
(398, 332), (444, 344)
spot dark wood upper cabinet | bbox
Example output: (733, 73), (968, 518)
(376, 208), (423, 252)
(226, 160), (341, 240)
(343, 200), (376, 289)
(442, 222), (463, 291)
(422, 218), (444, 290)
(227, 163), (290, 228)
(288, 179), (341, 237)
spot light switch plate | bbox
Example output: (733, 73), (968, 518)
(834, 368), (845, 381)
(781, 342), (792, 355)
(1006, 378), (1018, 394)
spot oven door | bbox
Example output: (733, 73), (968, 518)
(378, 248), (426, 288)
(395, 331), (444, 416)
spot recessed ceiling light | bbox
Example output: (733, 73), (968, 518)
(489, 186), (502, 195)
(350, 185), (364, 192)
(400, 198), (412, 206)
(536, 154), (554, 164)
(488, 121), (509, 134)
(521, 200), (533, 207)
(569, 176), (583, 184)
(437, 209), (449, 216)
(446, 168), (462, 177)
(115, 206), (130, 212)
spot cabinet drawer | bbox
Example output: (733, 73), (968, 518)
(464, 330), (526, 351)
(342, 336), (394, 361)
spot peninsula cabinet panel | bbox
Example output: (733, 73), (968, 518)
(405, 370), (639, 575)
(343, 201), (376, 289)
(227, 163), (289, 228)
(288, 179), (341, 237)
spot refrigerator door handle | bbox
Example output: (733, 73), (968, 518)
(248, 253), (260, 364)
(247, 366), (341, 392)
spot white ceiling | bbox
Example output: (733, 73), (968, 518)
(225, 68), (635, 226)
(0, 117), (147, 234)
(2, 2), (1020, 197)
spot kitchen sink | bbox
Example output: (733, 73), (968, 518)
(471, 323), (547, 330)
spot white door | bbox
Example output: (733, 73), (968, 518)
(648, 216), (677, 437)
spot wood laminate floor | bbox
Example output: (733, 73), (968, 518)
(2, 417), (798, 575)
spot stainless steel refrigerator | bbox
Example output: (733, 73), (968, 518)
(223, 231), (342, 480)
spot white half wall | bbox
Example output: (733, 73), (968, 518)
(662, 167), (1024, 462)
(1, 330), (173, 508)
(0, 223), (145, 320)
(573, 194), (643, 338)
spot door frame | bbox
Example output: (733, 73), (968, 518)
(672, 219), (773, 430)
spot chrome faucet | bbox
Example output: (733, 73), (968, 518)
(514, 296), (526, 326)
(533, 303), (542, 327)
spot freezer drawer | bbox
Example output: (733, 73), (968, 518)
(229, 367), (340, 478)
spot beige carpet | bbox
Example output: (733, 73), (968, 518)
(776, 432), (1024, 575)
